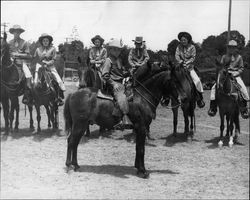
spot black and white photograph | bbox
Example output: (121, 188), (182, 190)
(1, 0), (249, 199)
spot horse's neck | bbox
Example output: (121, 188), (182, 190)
(137, 71), (167, 105)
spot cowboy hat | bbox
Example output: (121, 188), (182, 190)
(9, 25), (25, 34)
(107, 38), (123, 48)
(132, 36), (145, 44)
(227, 40), (237, 47)
(178, 32), (192, 43)
(91, 35), (104, 44)
(38, 33), (53, 45)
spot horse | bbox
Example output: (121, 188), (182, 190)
(0, 32), (34, 134)
(216, 67), (241, 147)
(32, 64), (59, 132)
(165, 63), (197, 141)
(64, 67), (174, 178)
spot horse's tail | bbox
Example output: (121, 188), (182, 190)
(64, 93), (72, 135)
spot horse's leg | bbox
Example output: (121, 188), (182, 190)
(67, 120), (86, 171)
(228, 117), (234, 148)
(218, 113), (225, 148)
(14, 97), (20, 131)
(2, 98), (10, 134)
(50, 105), (56, 129)
(9, 98), (15, 131)
(99, 126), (105, 139)
(225, 115), (230, 137)
(172, 107), (178, 137)
(134, 124), (149, 179)
(234, 111), (240, 143)
(45, 105), (51, 128)
(182, 108), (189, 138)
(54, 104), (59, 129)
(28, 105), (34, 130)
(35, 105), (41, 132)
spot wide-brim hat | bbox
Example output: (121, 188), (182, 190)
(178, 32), (192, 43)
(227, 40), (238, 47)
(132, 36), (145, 44)
(91, 35), (104, 44)
(38, 33), (53, 44)
(107, 38), (123, 48)
(9, 25), (25, 34)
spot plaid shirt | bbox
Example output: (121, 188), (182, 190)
(175, 44), (196, 70)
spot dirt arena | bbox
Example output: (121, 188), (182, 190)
(1, 82), (249, 199)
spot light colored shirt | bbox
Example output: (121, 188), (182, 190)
(221, 54), (244, 76)
(8, 38), (30, 64)
(128, 48), (150, 67)
(175, 44), (196, 70)
(89, 46), (107, 66)
(34, 46), (57, 67)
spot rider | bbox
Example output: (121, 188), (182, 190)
(89, 35), (107, 71)
(208, 40), (249, 119)
(33, 33), (66, 106)
(8, 25), (32, 105)
(128, 36), (150, 84)
(175, 31), (205, 108)
(102, 38), (133, 129)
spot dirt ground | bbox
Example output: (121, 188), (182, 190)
(1, 82), (249, 199)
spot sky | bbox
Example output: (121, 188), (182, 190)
(1, 0), (249, 51)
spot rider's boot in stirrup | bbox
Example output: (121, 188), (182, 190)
(22, 78), (32, 105)
(208, 100), (217, 117)
(122, 114), (133, 129)
(196, 91), (205, 108)
(239, 99), (249, 119)
(57, 89), (64, 106)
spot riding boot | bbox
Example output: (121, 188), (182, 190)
(208, 100), (217, 117)
(122, 114), (133, 129)
(57, 89), (64, 106)
(238, 99), (249, 119)
(196, 91), (205, 108)
(22, 78), (32, 105)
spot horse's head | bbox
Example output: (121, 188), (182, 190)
(36, 65), (51, 90)
(217, 68), (232, 94)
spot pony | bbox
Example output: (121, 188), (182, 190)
(215, 67), (241, 147)
(162, 61), (197, 141)
(64, 67), (174, 178)
(31, 64), (59, 132)
(0, 32), (34, 134)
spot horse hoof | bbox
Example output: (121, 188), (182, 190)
(73, 165), (80, 171)
(48, 124), (51, 128)
(137, 170), (150, 179)
(229, 142), (234, 148)
(218, 141), (223, 148)
(30, 126), (35, 131)
(172, 132), (177, 137)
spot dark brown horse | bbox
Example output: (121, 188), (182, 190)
(216, 68), (240, 147)
(169, 64), (197, 141)
(1, 33), (34, 134)
(31, 65), (59, 132)
(64, 67), (173, 178)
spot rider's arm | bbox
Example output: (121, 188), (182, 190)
(89, 48), (96, 64)
(128, 49), (136, 67)
(175, 45), (184, 65)
(44, 47), (57, 66)
(140, 49), (150, 66)
(184, 45), (196, 66)
(98, 48), (107, 64)
(101, 58), (112, 82)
